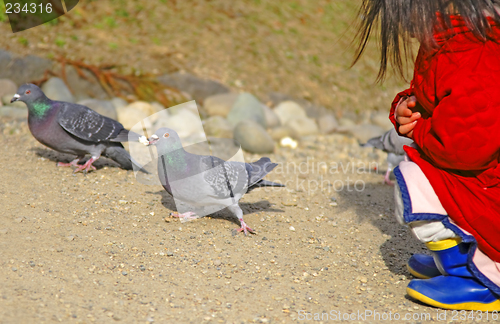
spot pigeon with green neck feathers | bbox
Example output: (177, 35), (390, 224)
(146, 127), (284, 235)
(11, 83), (146, 173)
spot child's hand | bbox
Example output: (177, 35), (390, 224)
(395, 96), (421, 139)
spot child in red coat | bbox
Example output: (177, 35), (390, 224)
(354, 0), (500, 310)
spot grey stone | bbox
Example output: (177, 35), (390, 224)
(274, 101), (307, 126)
(116, 106), (150, 130)
(227, 93), (266, 128)
(338, 117), (356, 127)
(203, 116), (233, 138)
(0, 79), (17, 98)
(268, 126), (298, 141)
(262, 104), (280, 129)
(207, 137), (241, 161)
(154, 109), (202, 139)
(150, 102), (166, 113)
(342, 124), (386, 143)
(287, 117), (319, 137)
(204, 92), (239, 117)
(2, 94), (26, 108)
(61, 65), (109, 101)
(0, 50), (53, 85)
(149, 110), (170, 128)
(267, 92), (329, 118)
(148, 102), (169, 125)
(318, 114), (339, 134)
(77, 99), (117, 120)
(267, 92), (293, 107)
(125, 101), (158, 116)
(371, 111), (393, 130)
(41, 77), (74, 103)
(0, 106), (27, 119)
(157, 72), (230, 104)
(111, 97), (129, 110)
(233, 120), (274, 154)
(167, 101), (199, 115)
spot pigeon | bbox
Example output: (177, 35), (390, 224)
(146, 127), (285, 234)
(11, 83), (146, 173)
(364, 128), (414, 185)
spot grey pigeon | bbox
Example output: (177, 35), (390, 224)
(146, 127), (284, 234)
(11, 83), (145, 173)
(364, 128), (414, 185)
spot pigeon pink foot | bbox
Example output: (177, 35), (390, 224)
(384, 169), (394, 186)
(74, 157), (98, 173)
(170, 212), (198, 221)
(57, 156), (84, 168)
(236, 219), (254, 235)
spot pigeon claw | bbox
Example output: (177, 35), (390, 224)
(73, 157), (98, 173)
(170, 212), (198, 220)
(384, 169), (395, 186)
(57, 158), (81, 168)
(236, 220), (255, 236)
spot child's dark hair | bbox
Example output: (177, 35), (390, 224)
(353, 0), (500, 81)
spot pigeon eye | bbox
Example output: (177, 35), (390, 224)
(25, 90), (31, 95)
(163, 133), (170, 138)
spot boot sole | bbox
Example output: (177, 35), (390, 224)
(407, 287), (500, 311)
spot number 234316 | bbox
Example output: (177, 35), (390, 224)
(5, 3), (53, 14)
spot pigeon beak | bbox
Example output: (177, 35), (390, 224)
(148, 134), (160, 146)
(10, 94), (20, 103)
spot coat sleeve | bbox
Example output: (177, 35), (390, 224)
(412, 52), (500, 171)
(389, 87), (414, 136)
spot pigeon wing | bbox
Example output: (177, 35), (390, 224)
(57, 102), (124, 142)
(200, 156), (248, 199)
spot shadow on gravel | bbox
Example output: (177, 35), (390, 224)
(147, 190), (284, 228)
(334, 181), (430, 277)
(31, 147), (126, 170)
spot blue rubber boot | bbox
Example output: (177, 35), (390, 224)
(407, 238), (500, 311)
(407, 254), (441, 279)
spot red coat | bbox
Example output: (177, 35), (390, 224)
(390, 16), (500, 262)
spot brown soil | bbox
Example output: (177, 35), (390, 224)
(0, 119), (455, 323)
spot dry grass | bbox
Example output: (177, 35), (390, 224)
(0, 0), (409, 116)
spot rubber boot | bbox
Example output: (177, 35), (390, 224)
(407, 254), (441, 279)
(407, 238), (500, 311)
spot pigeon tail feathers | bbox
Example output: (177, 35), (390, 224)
(109, 129), (143, 142)
(103, 145), (149, 173)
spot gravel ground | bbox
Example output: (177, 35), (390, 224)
(2, 117), (490, 324)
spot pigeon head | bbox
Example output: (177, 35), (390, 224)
(147, 127), (183, 154)
(11, 83), (47, 104)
